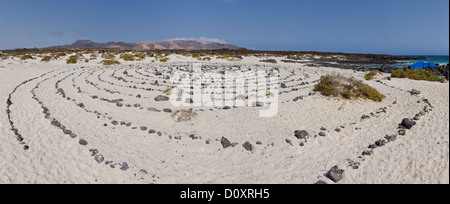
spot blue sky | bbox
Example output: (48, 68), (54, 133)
(0, 0), (448, 55)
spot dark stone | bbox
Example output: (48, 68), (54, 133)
(163, 108), (172, 113)
(51, 120), (61, 127)
(243, 142), (253, 151)
(221, 137), (231, 148)
(140, 126), (148, 131)
(63, 129), (72, 135)
(120, 162), (129, 171)
(368, 144), (377, 149)
(361, 114), (371, 121)
(252, 101), (264, 107)
(335, 128), (341, 132)
(385, 135), (397, 142)
(294, 130), (309, 139)
(223, 106), (231, 110)
(320, 127), (327, 131)
(185, 98), (194, 104)
(410, 89), (421, 96)
(326, 166), (344, 183)
(231, 143), (238, 147)
(256, 141), (262, 145)
(281, 83), (287, 88)
(149, 129), (156, 134)
(24, 145), (29, 151)
(260, 59), (278, 64)
(319, 132), (327, 137)
(78, 103), (85, 108)
(89, 149), (98, 156)
(94, 155), (104, 163)
(315, 180), (328, 184)
(379, 64), (397, 73)
(189, 134), (198, 140)
(401, 118), (416, 129)
(154, 95), (169, 102)
(375, 139), (387, 147)
(398, 129), (406, 136)
(362, 150), (372, 156)
(79, 139), (88, 146)
(157, 131), (162, 136)
(111, 121), (119, 125)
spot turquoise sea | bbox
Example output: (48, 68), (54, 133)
(396, 55), (449, 67)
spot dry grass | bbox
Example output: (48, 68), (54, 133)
(365, 71), (382, 80)
(20, 55), (34, 60)
(120, 53), (135, 61)
(391, 69), (443, 82)
(66, 55), (79, 64)
(315, 74), (384, 102)
(41, 56), (52, 62)
(101, 59), (121, 65)
(101, 53), (116, 60)
(53, 52), (67, 59)
(172, 109), (197, 123)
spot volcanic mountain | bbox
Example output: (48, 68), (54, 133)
(50, 40), (243, 50)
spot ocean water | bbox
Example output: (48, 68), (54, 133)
(397, 55), (449, 67)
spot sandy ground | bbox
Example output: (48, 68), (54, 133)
(0, 54), (448, 184)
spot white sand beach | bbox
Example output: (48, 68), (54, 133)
(0, 55), (448, 184)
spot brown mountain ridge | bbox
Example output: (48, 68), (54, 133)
(50, 40), (242, 50)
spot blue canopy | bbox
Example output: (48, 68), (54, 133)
(409, 62), (437, 69)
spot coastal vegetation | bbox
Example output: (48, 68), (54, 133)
(315, 74), (384, 102)
(101, 59), (121, 65)
(391, 69), (443, 82)
(20, 55), (34, 60)
(66, 55), (79, 64)
(41, 56), (52, 62)
(101, 53), (116, 60)
(365, 71), (382, 80)
(120, 53), (135, 61)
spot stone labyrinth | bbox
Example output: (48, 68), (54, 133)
(6, 62), (434, 183)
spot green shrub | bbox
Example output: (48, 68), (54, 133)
(391, 69), (443, 82)
(192, 54), (201, 58)
(314, 74), (384, 102)
(101, 60), (121, 65)
(53, 52), (67, 59)
(365, 71), (381, 80)
(101, 53), (116, 59)
(159, 57), (170, 63)
(202, 57), (211, 61)
(20, 55), (33, 60)
(134, 52), (146, 60)
(120, 53), (135, 61)
(41, 56), (52, 62)
(66, 55), (79, 64)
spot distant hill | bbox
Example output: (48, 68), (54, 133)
(49, 40), (243, 50)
